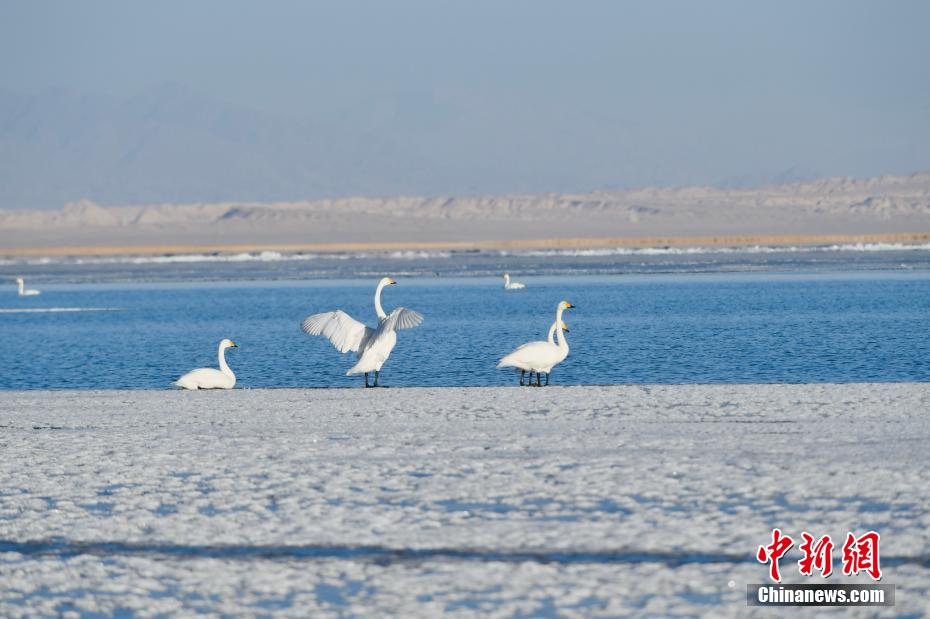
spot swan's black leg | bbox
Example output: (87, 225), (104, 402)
(536, 372), (542, 387)
(527, 371), (535, 386)
(545, 373), (550, 386)
(374, 370), (380, 387)
(364, 373), (370, 388)
(519, 370), (525, 386)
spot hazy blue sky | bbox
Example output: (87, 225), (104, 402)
(2, 0), (929, 202)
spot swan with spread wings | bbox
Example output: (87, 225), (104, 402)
(300, 277), (423, 387)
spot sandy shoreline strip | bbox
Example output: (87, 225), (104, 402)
(3, 231), (930, 257)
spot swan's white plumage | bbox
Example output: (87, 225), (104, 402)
(301, 277), (423, 381)
(15, 277), (40, 296)
(175, 339), (237, 390)
(498, 341), (564, 373)
(498, 301), (573, 375)
(546, 320), (569, 344)
(346, 306), (423, 375)
(301, 310), (373, 353)
(381, 306), (425, 331)
(503, 273), (525, 290)
(174, 367), (233, 390)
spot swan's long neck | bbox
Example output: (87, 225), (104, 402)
(554, 307), (568, 351)
(218, 344), (232, 376)
(374, 281), (387, 320)
(17, 279), (24, 294)
(547, 320), (558, 344)
(503, 274), (510, 286)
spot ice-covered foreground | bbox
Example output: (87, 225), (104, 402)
(1, 384), (928, 617)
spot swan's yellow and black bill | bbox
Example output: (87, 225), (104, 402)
(388, 278), (397, 285)
(561, 322), (570, 332)
(230, 341), (238, 347)
(565, 302), (575, 308)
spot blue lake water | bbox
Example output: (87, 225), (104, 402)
(2, 255), (929, 388)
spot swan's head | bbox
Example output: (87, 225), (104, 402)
(220, 339), (238, 349)
(503, 273), (510, 280)
(561, 321), (569, 333)
(559, 300), (575, 311)
(15, 277), (23, 285)
(379, 277), (397, 287)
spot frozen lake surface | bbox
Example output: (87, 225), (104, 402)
(1, 384), (928, 616)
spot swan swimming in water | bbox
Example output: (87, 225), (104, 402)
(175, 339), (238, 390)
(503, 273), (525, 289)
(15, 278), (40, 296)
(301, 277), (423, 387)
(498, 300), (574, 386)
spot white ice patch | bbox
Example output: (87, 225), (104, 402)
(0, 384), (928, 616)
(0, 249), (454, 266)
(4, 241), (930, 266)
(515, 242), (930, 257)
(0, 307), (124, 313)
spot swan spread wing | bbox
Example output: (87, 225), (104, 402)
(344, 307), (422, 375)
(380, 307), (424, 332)
(301, 310), (373, 353)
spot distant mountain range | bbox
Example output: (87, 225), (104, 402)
(2, 171), (929, 250)
(0, 84), (833, 209)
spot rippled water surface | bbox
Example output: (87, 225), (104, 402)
(3, 268), (929, 389)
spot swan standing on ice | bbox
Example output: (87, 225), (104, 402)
(15, 278), (40, 296)
(525, 319), (569, 386)
(175, 339), (238, 390)
(503, 273), (525, 289)
(498, 300), (574, 386)
(301, 277), (423, 387)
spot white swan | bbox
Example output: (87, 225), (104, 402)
(15, 277), (40, 296)
(509, 319), (569, 385)
(498, 300), (574, 386)
(535, 319), (569, 384)
(301, 277), (423, 387)
(503, 273), (525, 289)
(175, 339), (238, 390)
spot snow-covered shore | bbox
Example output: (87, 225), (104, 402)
(1, 384), (928, 616)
